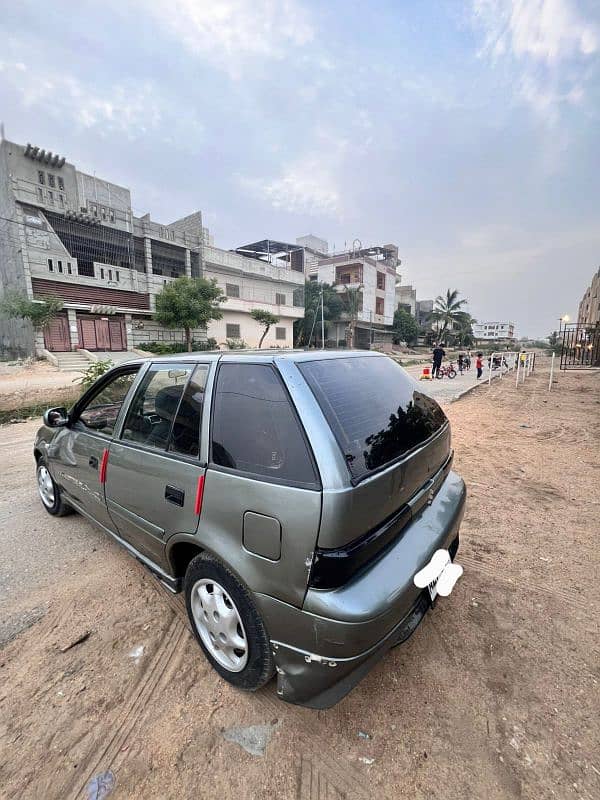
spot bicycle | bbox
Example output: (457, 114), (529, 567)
(436, 362), (457, 379)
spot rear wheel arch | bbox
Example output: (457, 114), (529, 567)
(168, 538), (205, 580)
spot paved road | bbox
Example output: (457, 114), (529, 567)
(404, 362), (507, 404)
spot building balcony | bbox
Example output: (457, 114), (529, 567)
(204, 245), (304, 285)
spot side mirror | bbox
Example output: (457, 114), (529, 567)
(43, 407), (69, 428)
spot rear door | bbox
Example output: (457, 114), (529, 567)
(199, 361), (322, 607)
(104, 362), (209, 567)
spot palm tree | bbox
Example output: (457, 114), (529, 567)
(452, 311), (477, 347)
(430, 289), (468, 345)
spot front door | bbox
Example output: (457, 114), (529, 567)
(77, 315), (127, 351)
(44, 312), (71, 351)
(104, 362), (209, 568)
(50, 366), (140, 530)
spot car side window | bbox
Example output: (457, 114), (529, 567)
(121, 365), (194, 451)
(211, 363), (317, 487)
(78, 369), (139, 436)
(169, 364), (209, 458)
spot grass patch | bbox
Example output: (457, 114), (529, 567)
(0, 392), (79, 425)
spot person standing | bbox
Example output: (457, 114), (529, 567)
(432, 343), (445, 378)
(458, 354), (464, 374)
(476, 352), (483, 380)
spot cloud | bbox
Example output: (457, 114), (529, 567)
(473, 0), (598, 63)
(143, 0), (314, 78)
(0, 60), (202, 141)
(472, 0), (599, 121)
(239, 153), (342, 217)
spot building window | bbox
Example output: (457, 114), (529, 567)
(57, 176), (64, 191)
(226, 283), (240, 298)
(108, 269), (113, 280)
(37, 188), (43, 202)
(47, 190), (53, 202)
(38, 171), (45, 185)
(276, 327), (286, 340)
(48, 258), (53, 272)
(109, 209), (115, 223)
(226, 323), (241, 339)
(275, 292), (286, 305)
(116, 270), (120, 282)
(100, 268), (105, 279)
(377, 271), (385, 290)
(101, 207), (106, 220)
(57, 260), (63, 273)
(67, 262), (72, 275)
(59, 194), (64, 207)
(89, 203), (98, 217)
(48, 174), (56, 188)
(376, 297), (384, 315)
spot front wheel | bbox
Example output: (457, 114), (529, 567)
(36, 460), (73, 516)
(448, 369), (457, 379)
(184, 553), (275, 691)
(436, 371), (444, 380)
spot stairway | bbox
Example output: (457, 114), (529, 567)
(53, 351), (91, 372)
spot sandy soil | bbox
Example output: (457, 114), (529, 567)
(0, 361), (80, 411)
(0, 365), (599, 800)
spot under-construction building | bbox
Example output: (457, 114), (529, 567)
(0, 138), (304, 357)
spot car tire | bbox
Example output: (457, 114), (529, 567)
(184, 552), (275, 691)
(36, 459), (73, 517)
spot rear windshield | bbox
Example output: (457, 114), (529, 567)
(298, 356), (447, 480)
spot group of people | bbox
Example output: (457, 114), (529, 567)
(432, 345), (485, 379)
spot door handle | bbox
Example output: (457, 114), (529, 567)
(165, 485), (185, 507)
(89, 455), (98, 469)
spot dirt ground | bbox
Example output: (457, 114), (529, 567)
(0, 364), (599, 800)
(0, 360), (79, 411)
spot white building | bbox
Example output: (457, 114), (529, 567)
(314, 244), (399, 347)
(473, 321), (515, 341)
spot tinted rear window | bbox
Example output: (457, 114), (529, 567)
(298, 356), (447, 480)
(211, 363), (318, 487)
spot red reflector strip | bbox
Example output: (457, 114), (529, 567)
(99, 448), (109, 484)
(194, 474), (205, 515)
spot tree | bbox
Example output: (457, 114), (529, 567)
(548, 331), (559, 347)
(294, 281), (343, 346)
(451, 311), (477, 347)
(0, 290), (63, 337)
(393, 307), (420, 345)
(154, 277), (226, 352)
(342, 287), (362, 348)
(430, 289), (468, 344)
(250, 309), (280, 348)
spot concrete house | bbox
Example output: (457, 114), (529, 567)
(0, 138), (303, 358)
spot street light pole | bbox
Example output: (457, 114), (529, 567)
(321, 288), (325, 350)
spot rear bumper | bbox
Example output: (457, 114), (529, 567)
(255, 470), (466, 708)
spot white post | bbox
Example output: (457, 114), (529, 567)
(522, 354), (527, 382)
(515, 354), (521, 387)
(548, 352), (555, 391)
(488, 351), (495, 386)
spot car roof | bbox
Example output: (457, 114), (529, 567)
(125, 349), (385, 365)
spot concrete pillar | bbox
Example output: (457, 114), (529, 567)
(144, 237), (156, 311)
(124, 313), (134, 351)
(67, 308), (79, 351)
(185, 249), (192, 278)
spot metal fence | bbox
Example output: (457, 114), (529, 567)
(560, 323), (600, 370)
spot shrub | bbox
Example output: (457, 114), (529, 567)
(74, 358), (114, 390)
(226, 338), (247, 350)
(143, 338), (217, 354)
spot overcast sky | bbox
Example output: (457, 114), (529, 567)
(1, 0), (599, 336)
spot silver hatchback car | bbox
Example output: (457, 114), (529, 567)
(35, 351), (465, 708)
